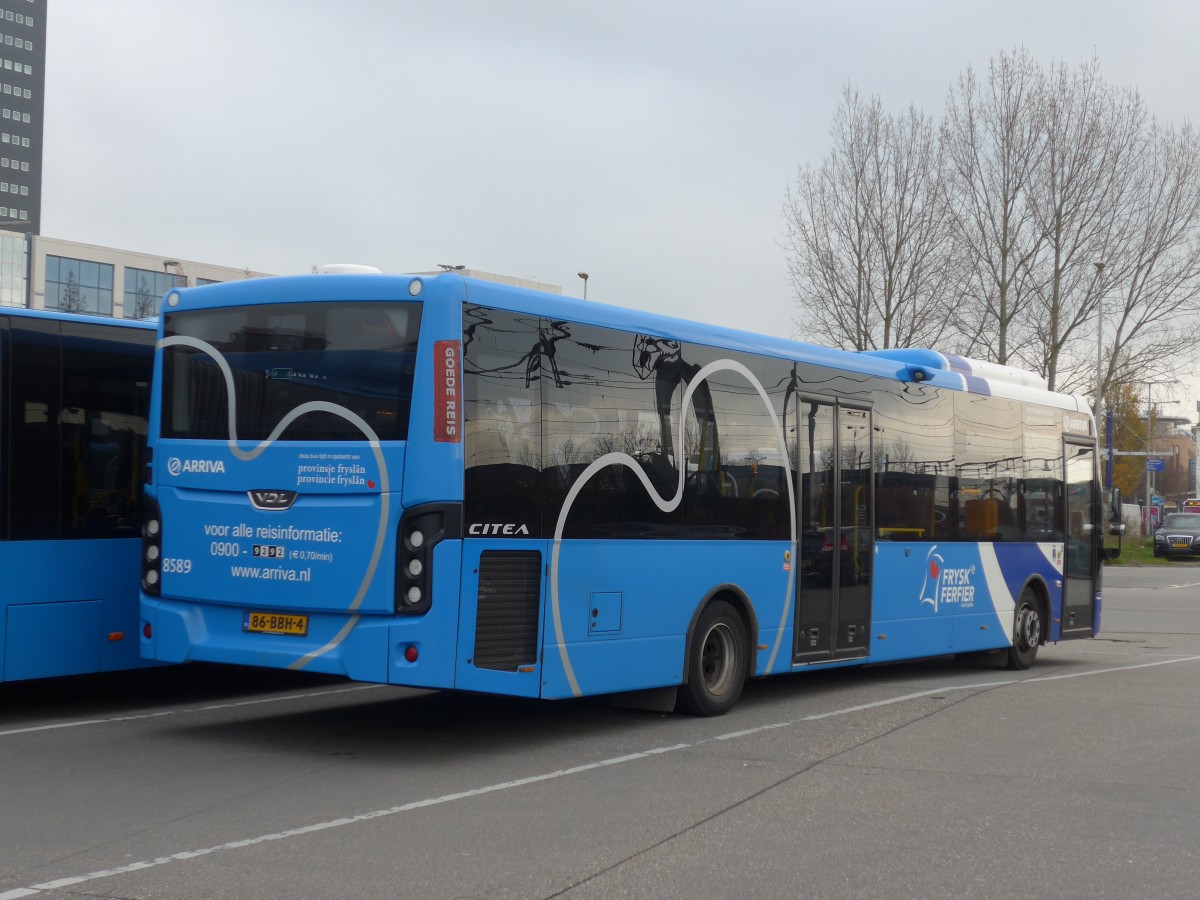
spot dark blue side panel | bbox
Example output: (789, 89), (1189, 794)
(0, 539), (150, 682)
(5, 601), (102, 680)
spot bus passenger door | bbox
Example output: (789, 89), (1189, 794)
(1061, 443), (1098, 637)
(793, 400), (873, 662)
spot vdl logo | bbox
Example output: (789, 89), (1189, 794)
(166, 456), (226, 476)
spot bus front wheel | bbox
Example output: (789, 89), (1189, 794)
(678, 600), (748, 716)
(1007, 590), (1042, 670)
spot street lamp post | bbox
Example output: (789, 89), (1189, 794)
(1145, 383), (1165, 523)
(1194, 403), (1200, 498)
(1144, 385), (1180, 527)
(577, 272), (588, 300)
(1093, 261), (1105, 420)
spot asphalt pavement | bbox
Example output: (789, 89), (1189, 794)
(1, 568), (1197, 899)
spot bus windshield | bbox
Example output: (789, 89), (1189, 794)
(162, 301), (421, 442)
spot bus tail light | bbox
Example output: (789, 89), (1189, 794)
(142, 496), (163, 596)
(395, 503), (461, 615)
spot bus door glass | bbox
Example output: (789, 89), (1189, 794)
(1062, 442), (1098, 637)
(794, 400), (872, 661)
(838, 407), (872, 654)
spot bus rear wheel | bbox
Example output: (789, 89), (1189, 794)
(1007, 590), (1042, 670)
(678, 600), (748, 716)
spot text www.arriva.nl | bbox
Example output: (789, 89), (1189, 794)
(229, 565), (312, 582)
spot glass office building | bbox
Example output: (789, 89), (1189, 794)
(0, 0), (44, 236)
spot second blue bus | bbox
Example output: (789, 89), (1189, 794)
(1, 308), (155, 681)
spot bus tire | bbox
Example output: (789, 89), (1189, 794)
(1007, 589), (1042, 670)
(678, 600), (748, 716)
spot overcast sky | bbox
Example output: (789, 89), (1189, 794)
(43, 0), (1200, 414)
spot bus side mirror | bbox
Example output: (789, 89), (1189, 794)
(1107, 487), (1121, 523)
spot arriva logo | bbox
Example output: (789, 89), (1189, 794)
(166, 456), (226, 476)
(919, 545), (977, 612)
(468, 523), (530, 536)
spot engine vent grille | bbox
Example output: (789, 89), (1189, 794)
(474, 551), (541, 671)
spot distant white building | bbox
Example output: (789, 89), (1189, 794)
(0, 230), (271, 317)
(414, 266), (561, 295)
(0, 233), (563, 320)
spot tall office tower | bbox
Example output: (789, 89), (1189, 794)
(0, 0), (43, 235)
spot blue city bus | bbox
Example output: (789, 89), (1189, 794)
(1, 307), (156, 681)
(139, 273), (1106, 714)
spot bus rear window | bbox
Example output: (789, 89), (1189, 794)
(162, 301), (421, 442)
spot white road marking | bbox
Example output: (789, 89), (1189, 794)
(0, 684), (386, 739)
(3, 654), (1198, 900)
(1025, 656), (1200, 681)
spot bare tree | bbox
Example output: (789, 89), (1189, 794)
(135, 275), (157, 319)
(944, 52), (1200, 398)
(784, 86), (956, 351)
(60, 271), (84, 313)
(1094, 120), (1200, 399)
(870, 104), (959, 348)
(786, 52), (1200, 396)
(1021, 57), (1145, 391)
(943, 47), (1047, 364)
(784, 87), (879, 350)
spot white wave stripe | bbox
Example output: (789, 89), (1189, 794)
(158, 336), (389, 670)
(550, 359), (797, 697)
(976, 544), (1016, 647)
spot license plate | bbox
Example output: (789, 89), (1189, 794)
(1171, 540), (1189, 549)
(243, 611), (309, 636)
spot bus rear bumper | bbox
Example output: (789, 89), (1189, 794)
(140, 597), (457, 688)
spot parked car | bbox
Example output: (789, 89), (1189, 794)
(1153, 513), (1200, 559)
(800, 528), (863, 586)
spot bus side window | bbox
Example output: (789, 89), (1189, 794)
(9, 318), (62, 539)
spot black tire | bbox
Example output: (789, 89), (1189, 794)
(1007, 589), (1042, 670)
(678, 600), (748, 716)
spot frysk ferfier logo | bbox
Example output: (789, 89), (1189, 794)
(919, 546), (977, 613)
